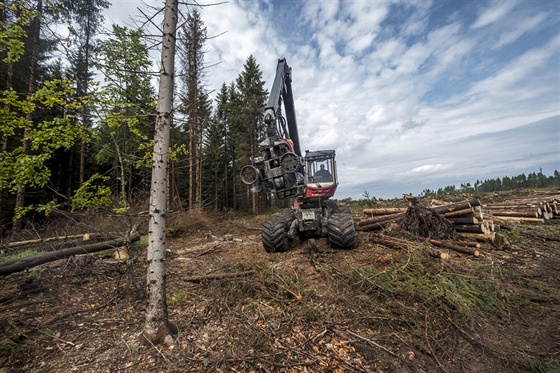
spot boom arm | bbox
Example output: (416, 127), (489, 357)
(264, 58), (302, 156)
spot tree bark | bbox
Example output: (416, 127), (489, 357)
(431, 198), (481, 214)
(0, 233), (140, 276)
(1, 233), (104, 249)
(356, 211), (405, 228)
(362, 208), (406, 215)
(13, 0), (41, 233)
(426, 238), (480, 257)
(446, 216), (480, 225)
(453, 224), (489, 234)
(142, 0), (179, 346)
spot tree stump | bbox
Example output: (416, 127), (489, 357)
(401, 204), (456, 240)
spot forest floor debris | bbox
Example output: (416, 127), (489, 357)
(0, 191), (558, 372)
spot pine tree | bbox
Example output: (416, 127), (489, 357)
(177, 8), (210, 210)
(64, 0), (110, 186)
(203, 83), (230, 210)
(143, 0), (178, 346)
(234, 55), (268, 213)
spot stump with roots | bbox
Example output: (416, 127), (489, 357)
(401, 204), (456, 240)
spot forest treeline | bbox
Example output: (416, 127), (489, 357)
(419, 169), (560, 198)
(1, 1), (274, 233)
(2, 1), (557, 234)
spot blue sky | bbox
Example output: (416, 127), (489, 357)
(107, 0), (559, 199)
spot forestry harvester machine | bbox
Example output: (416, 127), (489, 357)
(240, 58), (357, 252)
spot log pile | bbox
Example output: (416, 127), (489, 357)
(358, 192), (560, 247)
(483, 193), (560, 223)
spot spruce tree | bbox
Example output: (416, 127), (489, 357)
(234, 55), (268, 213)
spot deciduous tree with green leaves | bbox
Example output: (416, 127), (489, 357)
(0, 79), (87, 219)
(94, 24), (156, 210)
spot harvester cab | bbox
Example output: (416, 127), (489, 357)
(305, 150), (338, 199)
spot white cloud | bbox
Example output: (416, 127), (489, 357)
(103, 0), (560, 199)
(495, 12), (548, 48)
(407, 164), (453, 175)
(471, 0), (519, 29)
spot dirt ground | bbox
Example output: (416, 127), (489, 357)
(0, 200), (559, 372)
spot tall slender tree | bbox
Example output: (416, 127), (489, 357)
(177, 8), (210, 210)
(234, 55), (268, 213)
(202, 83), (229, 210)
(64, 0), (110, 186)
(12, 0), (42, 232)
(142, 0), (178, 346)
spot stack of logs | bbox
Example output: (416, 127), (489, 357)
(357, 194), (559, 244)
(483, 195), (559, 224)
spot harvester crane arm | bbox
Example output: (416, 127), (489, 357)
(264, 58), (302, 156)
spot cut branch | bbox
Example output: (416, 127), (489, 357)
(182, 270), (255, 283)
(0, 233), (141, 276)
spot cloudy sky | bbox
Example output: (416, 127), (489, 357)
(106, 0), (559, 199)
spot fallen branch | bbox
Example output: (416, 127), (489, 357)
(368, 234), (449, 260)
(1, 233), (106, 250)
(0, 233), (141, 276)
(341, 329), (400, 358)
(182, 270), (255, 283)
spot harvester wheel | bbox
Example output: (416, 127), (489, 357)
(327, 212), (357, 250)
(262, 213), (294, 252)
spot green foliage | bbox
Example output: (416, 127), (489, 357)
(0, 1), (39, 63)
(14, 200), (59, 220)
(0, 249), (42, 264)
(167, 291), (188, 306)
(71, 174), (112, 211)
(347, 250), (504, 325)
(0, 80), (86, 194)
(92, 24), (155, 205)
(420, 169), (559, 197)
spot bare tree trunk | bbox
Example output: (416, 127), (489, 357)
(142, 0), (178, 346)
(188, 120), (193, 209)
(13, 0), (41, 233)
(79, 10), (93, 187)
(196, 133), (201, 209)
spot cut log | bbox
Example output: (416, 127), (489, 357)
(356, 214), (405, 231)
(442, 207), (484, 220)
(486, 211), (539, 218)
(427, 238), (480, 257)
(486, 216), (544, 223)
(490, 216), (516, 230)
(368, 234), (409, 250)
(357, 212), (405, 227)
(458, 232), (496, 242)
(362, 207), (407, 215)
(368, 234), (448, 260)
(456, 241), (481, 249)
(453, 224), (489, 234)
(1, 233), (102, 250)
(446, 216), (480, 225)
(427, 249), (450, 260)
(0, 233), (141, 276)
(431, 198), (481, 215)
